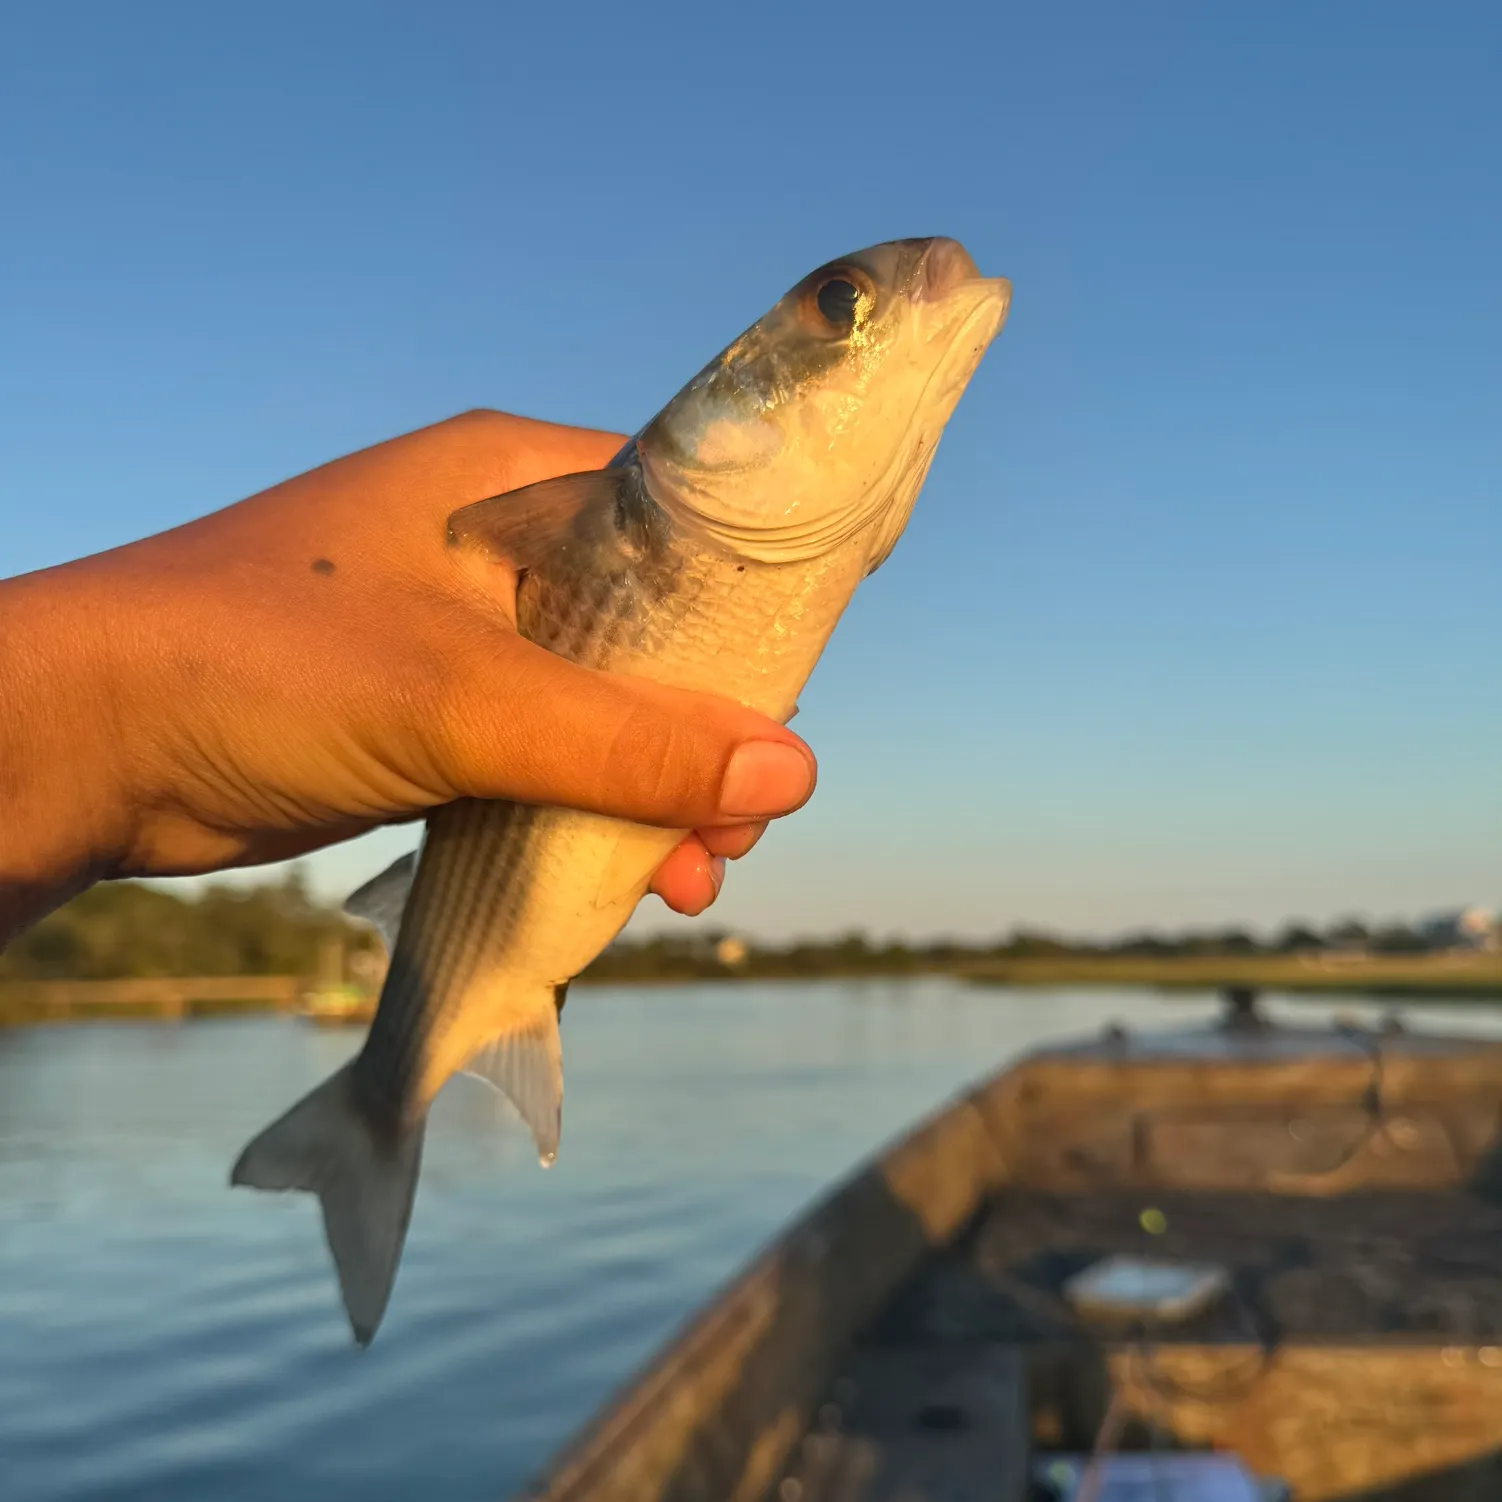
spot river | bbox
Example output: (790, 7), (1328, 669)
(4, 980), (1500, 1500)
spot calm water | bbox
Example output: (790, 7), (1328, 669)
(5, 980), (1502, 1501)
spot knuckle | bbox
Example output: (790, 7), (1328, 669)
(606, 703), (706, 817)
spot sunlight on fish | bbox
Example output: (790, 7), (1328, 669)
(231, 238), (1011, 1343)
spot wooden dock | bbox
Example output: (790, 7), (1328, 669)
(0, 975), (307, 1025)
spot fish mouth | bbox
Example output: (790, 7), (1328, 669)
(912, 237), (1011, 313)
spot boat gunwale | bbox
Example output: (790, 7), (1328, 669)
(514, 1064), (1016, 1500)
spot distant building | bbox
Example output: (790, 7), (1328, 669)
(1418, 907), (1498, 952)
(715, 935), (750, 968)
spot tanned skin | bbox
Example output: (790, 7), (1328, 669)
(0, 410), (818, 947)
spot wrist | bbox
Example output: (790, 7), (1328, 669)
(0, 566), (137, 942)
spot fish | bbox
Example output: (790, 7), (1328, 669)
(231, 238), (1010, 1343)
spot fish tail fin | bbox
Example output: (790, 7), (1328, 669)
(231, 1062), (424, 1346)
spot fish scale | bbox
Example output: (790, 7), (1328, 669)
(364, 510), (851, 1137)
(231, 237), (1011, 1343)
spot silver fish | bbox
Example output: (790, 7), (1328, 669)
(232, 238), (1010, 1342)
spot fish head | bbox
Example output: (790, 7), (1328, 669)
(638, 237), (1010, 568)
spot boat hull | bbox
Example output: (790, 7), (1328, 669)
(514, 1008), (1502, 1502)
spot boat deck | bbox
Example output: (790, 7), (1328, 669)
(893, 1188), (1502, 1345)
(782, 1189), (1502, 1501)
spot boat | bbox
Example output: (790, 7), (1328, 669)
(510, 991), (1502, 1501)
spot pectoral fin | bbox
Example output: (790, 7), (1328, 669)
(447, 469), (633, 573)
(463, 983), (568, 1166)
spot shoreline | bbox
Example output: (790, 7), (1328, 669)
(953, 952), (1502, 996)
(5, 953), (1502, 1026)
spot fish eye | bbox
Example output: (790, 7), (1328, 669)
(815, 277), (861, 329)
(796, 265), (875, 339)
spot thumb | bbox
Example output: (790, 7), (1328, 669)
(428, 632), (817, 828)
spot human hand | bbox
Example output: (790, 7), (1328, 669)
(0, 411), (817, 942)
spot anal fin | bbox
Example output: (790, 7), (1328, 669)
(463, 983), (567, 1167)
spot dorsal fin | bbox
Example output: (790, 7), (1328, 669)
(344, 852), (418, 952)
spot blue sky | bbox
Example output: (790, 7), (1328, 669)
(3, 3), (1498, 941)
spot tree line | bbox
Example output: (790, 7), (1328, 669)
(0, 871), (378, 981)
(0, 872), (1455, 983)
(584, 916), (1442, 982)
